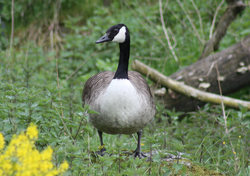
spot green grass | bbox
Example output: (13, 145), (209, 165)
(0, 0), (250, 175)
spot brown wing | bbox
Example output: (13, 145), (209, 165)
(82, 71), (115, 107)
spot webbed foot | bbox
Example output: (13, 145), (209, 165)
(96, 145), (106, 156)
(133, 151), (147, 159)
(133, 130), (147, 159)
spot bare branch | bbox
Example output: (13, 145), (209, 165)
(176, 0), (204, 43)
(132, 59), (250, 110)
(9, 0), (14, 57)
(159, 0), (179, 64)
(209, 0), (225, 39)
(190, 0), (205, 42)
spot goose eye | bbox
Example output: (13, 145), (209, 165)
(114, 28), (119, 32)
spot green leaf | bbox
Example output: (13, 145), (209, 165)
(88, 109), (100, 115)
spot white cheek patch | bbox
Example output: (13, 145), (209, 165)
(112, 26), (126, 43)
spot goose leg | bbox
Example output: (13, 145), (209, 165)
(98, 130), (106, 156)
(134, 130), (146, 158)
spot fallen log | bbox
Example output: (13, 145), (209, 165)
(132, 35), (250, 112)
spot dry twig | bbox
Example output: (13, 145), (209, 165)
(210, 0), (225, 39)
(190, 0), (205, 42)
(176, 0), (204, 43)
(159, 0), (179, 64)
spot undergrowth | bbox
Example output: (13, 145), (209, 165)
(0, 0), (250, 175)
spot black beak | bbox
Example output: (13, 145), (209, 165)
(95, 33), (110, 44)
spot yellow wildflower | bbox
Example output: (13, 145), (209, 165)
(239, 135), (241, 138)
(223, 142), (225, 145)
(58, 160), (69, 173)
(40, 161), (54, 171)
(45, 170), (59, 176)
(0, 123), (69, 175)
(41, 146), (53, 161)
(2, 161), (12, 171)
(0, 133), (4, 150)
(26, 123), (38, 140)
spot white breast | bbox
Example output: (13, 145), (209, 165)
(101, 79), (141, 124)
(89, 79), (152, 134)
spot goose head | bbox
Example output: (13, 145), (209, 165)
(95, 24), (129, 44)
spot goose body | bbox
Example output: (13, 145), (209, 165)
(82, 24), (155, 158)
(83, 71), (155, 135)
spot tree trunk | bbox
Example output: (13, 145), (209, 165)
(200, 0), (245, 59)
(162, 35), (250, 112)
(131, 0), (248, 112)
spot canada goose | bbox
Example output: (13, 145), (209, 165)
(82, 24), (155, 158)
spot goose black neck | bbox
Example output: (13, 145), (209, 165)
(113, 40), (130, 79)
